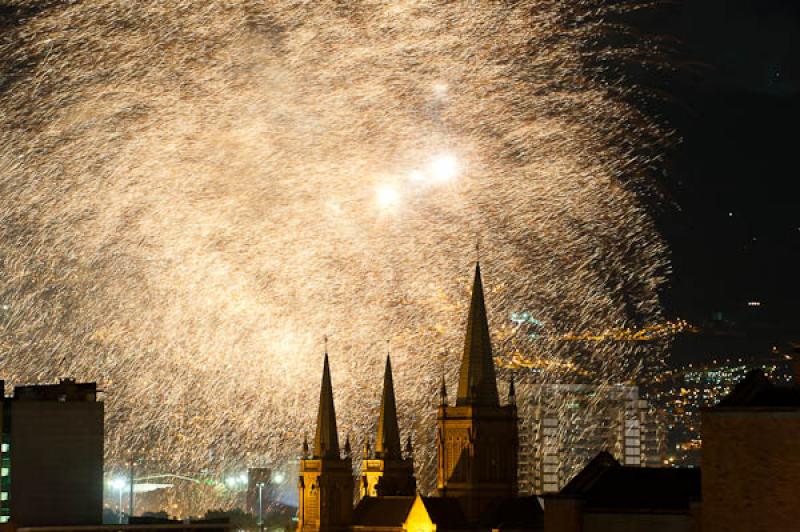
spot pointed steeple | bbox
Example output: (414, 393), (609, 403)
(457, 262), (500, 406)
(375, 355), (402, 459)
(313, 353), (341, 458)
(363, 438), (371, 459)
(439, 374), (449, 406)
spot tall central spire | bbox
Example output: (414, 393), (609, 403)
(313, 353), (340, 458)
(375, 355), (402, 459)
(456, 262), (499, 406)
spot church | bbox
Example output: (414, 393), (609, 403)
(297, 263), (544, 532)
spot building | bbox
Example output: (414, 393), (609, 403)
(8, 520), (233, 532)
(517, 383), (662, 494)
(297, 263), (544, 532)
(359, 356), (416, 499)
(543, 363), (800, 532)
(701, 368), (800, 532)
(1, 378), (104, 526)
(298, 353), (355, 532)
(435, 262), (519, 523)
(543, 452), (700, 532)
(649, 354), (794, 467)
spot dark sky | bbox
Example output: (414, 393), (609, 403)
(633, 0), (800, 334)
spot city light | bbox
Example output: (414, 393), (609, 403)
(108, 478), (127, 491)
(224, 473), (248, 490)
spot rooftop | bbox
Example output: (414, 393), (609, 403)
(352, 496), (415, 528)
(12, 378), (99, 402)
(555, 452), (701, 512)
(713, 368), (800, 409)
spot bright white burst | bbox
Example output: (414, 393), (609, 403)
(427, 153), (459, 183)
(376, 184), (401, 209)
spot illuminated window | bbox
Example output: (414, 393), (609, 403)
(1, 493), (7, 501)
(0, 516), (8, 523)
(0, 445), (7, 453)
(0, 469), (8, 477)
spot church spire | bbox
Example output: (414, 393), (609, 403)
(375, 354), (402, 459)
(313, 352), (340, 458)
(457, 262), (500, 406)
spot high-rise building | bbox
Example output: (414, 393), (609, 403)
(516, 383), (662, 494)
(1, 378), (104, 526)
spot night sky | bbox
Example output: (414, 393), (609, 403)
(638, 1), (799, 339)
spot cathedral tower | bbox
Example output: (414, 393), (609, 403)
(298, 353), (354, 532)
(360, 355), (416, 498)
(437, 263), (518, 523)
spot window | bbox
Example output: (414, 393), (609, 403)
(0, 444), (7, 453)
(0, 469), (8, 477)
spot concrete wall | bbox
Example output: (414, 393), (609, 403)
(702, 410), (800, 532)
(584, 512), (693, 532)
(9, 401), (104, 525)
(545, 501), (695, 532)
(543, 498), (582, 532)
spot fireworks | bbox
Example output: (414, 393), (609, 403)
(0, 0), (672, 515)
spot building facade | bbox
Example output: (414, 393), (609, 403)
(701, 369), (800, 532)
(1, 378), (104, 526)
(435, 263), (518, 523)
(360, 356), (415, 499)
(517, 383), (662, 494)
(298, 355), (354, 532)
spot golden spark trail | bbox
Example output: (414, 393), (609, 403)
(0, 0), (674, 514)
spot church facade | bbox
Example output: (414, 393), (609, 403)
(298, 264), (543, 532)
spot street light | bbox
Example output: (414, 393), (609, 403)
(108, 478), (127, 524)
(256, 481), (265, 532)
(224, 473), (248, 491)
